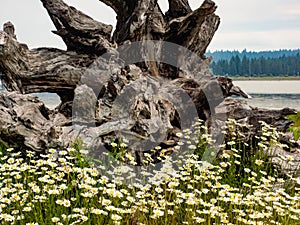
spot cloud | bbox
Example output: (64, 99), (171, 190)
(209, 28), (300, 51)
(208, 0), (300, 50)
(0, 0), (299, 51)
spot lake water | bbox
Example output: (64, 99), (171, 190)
(0, 80), (299, 111)
(233, 80), (300, 111)
(0, 81), (61, 109)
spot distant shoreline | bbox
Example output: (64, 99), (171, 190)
(229, 76), (300, 81)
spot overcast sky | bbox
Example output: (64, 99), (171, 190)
(0, 0), (299, 52)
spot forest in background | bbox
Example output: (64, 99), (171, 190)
(207, 49), (300, 77)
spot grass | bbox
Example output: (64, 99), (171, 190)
(287, 112), (300, 140)
(0, 119), (300, 225)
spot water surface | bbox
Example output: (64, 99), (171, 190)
(1, 80), (299, 111)
(234, 80), (300, 110)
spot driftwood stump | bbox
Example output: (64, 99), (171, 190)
(0, 0), (297, 172)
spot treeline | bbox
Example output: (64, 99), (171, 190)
(210, 53), (300, 76)
(206, 49), (300, 62)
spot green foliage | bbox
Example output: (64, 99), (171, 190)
(287, 112), (300, 127)
(207, 49), (300, 63)
(109, 139), (128, 161)
(287, 112), (300, 140)
(69, 137), (92, 168)
(71, 137), (85, 151)
(210, 52), (300, 76)
(0, 140), (7, 153)
(291, 128), (300, 141)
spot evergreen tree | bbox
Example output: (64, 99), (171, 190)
(210, 51), (300, 77)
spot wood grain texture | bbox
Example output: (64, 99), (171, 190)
(0, 0), (296, 173)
